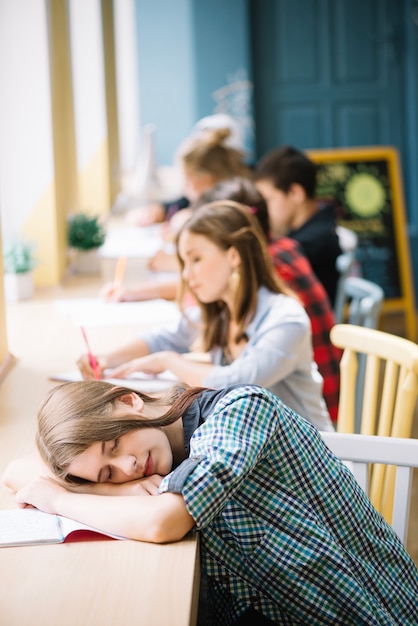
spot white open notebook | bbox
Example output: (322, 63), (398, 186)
(0, 509), (126, 547)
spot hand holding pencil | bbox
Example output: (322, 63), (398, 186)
(79, 326), (102, 380)
(99, 257), (127, 302)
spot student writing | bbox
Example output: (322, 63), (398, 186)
(80, 201), (333, 432)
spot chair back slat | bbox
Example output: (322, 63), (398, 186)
(390, 466), (413, 543)
(377, 361), (398, 437)
(322, 432), (418, 544)
(336, 348), (357, 433)
(360, 355), (380, 434)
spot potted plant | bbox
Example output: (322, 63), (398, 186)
(3, 238), (37, 302)
(67, 213), (106, 273)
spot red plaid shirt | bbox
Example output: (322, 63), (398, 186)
(269, 237), (341, 422)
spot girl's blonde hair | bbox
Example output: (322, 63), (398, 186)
(176, 200), (295, 352)
(180, 128), (250, 181)
(36, 381), (204, 484)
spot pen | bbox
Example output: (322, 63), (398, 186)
(80, 326), (102, 380)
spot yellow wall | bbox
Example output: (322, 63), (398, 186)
(0, 223), (8, 362)
(78, 139), (111, 216)
(21, 182), (62, 285)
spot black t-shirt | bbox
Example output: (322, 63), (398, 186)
(288, 203), (342, 306)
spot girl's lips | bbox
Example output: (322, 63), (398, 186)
(144, 452), (153, 477)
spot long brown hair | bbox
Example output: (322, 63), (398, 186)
(36, 381), (205, 483)
(176, 200), (295, 351)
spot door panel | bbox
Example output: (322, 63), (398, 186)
(251, 0), (405, 160)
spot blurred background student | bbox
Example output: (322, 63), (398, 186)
(100, 120), (251, 301)
(254, 145), (342, 306)
(127, 113), (249, 228)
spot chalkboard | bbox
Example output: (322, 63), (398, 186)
(307, 146), (416, 340)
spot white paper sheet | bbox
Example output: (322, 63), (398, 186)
(54, 297), (181, 327)
(50, 369), (179, 393)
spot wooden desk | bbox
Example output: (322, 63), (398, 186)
(0, 276), (200, 626)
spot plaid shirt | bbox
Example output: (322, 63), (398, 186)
(160, 386), (418, 625)
(269, 237), (341, 422)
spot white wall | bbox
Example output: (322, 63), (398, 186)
(68, 0), (107, 174)
(0, 0), (54, 244)
(114, 0), (140, 173)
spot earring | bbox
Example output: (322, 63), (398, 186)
(228, 268), (241, 295)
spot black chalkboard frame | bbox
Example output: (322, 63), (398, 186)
(307, 146), (416, 341)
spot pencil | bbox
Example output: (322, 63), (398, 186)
(113, 256), (127, 289)
(80, 326), (102, 380)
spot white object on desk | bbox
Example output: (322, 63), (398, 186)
(51, 369), (179, 393)
(0, 509), (126, 547)
(99, 225), (164, 259)
(54, 297), (181, 327)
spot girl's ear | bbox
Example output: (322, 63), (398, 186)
(118, 393), (145, 411)
(228, 246), (241, 270)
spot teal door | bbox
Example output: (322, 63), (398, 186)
(251, 0), (406, 163)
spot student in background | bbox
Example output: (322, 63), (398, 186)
(6, 381), (418, 625)
(254, 145), (342, 306)
(194, 178), (341, 422)
(130, 113), (246, 227)
(101, 126), (251, 300)
(80, 202), (333, 432)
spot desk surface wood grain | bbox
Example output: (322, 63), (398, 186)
(0, 275), (199, 626)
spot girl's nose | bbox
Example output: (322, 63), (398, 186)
(114, 455), (136, 477)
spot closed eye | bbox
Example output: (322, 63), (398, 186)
(112, 438), (120, 453)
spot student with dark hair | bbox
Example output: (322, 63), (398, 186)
(254, 145), (342, 305)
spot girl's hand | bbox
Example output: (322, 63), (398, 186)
(109, 352), (169, 379)
(148, 249), (179, 273)
(129, 475), (162, 495)
(15, 477), (69, 514)
(99, 282), (126, 303)
(77, 353), (106, 380)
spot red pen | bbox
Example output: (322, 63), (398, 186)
(80, 326), (102, 380)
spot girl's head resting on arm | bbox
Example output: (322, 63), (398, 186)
(175, 201), (294, 351)
(36, 381), (204, 485)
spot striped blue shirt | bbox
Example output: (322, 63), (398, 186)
(159, 385), (418, 625)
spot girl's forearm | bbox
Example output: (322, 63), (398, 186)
(71, 476), (162, 497)
(162, 352), (214, 387)
(100, 338), (151, 369)
(54, 490), (194, 543)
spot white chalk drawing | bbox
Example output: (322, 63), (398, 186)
(211, 68), (255, 160)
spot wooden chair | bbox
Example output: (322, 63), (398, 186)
(321, 432), (418, 545)
(330, 324), (418, 523)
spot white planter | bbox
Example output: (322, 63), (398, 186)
(4, 272), (34, 303)
(72, 248), (101, 274)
